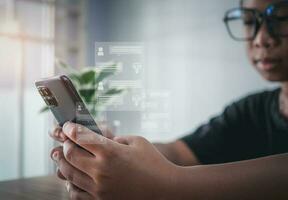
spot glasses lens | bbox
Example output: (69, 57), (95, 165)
(272, 2), (288, 37)
(225, 9), (256, 40)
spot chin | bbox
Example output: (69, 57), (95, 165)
(260, 72), (288, 82)
(253, 64), (288, 82)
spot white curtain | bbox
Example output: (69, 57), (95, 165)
(0, 0), (55, 181)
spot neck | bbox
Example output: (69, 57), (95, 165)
(279, 83), (288, 119)
(281, 83), (288, 100)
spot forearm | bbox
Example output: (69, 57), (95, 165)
(172, 153), (288, 200)
(153, 143), (177, 163)
(153, 141), (200, 166)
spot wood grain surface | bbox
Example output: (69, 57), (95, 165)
(0, 176), (69, 200)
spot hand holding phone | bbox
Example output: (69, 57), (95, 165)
(35, 75), (102, 135)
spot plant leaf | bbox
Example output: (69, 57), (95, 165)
(95, 65), (118, 84)
(55, 58), (78, 74)
(69, 73), (82, 84)
(79, 88), (96, 103)
(95, 88), (125, 107)
(80, 70), (96, 84)
(55, 58), (69, 69)
(104, 88), (124, 96)
(39, 106), (49, 113)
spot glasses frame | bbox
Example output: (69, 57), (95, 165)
(223, 1), (288, 41)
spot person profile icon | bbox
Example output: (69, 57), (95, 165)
(133, 62), (142, 74)
(98, 81), (104, 91)
(132, 94), (142, 106)
(77, 104), (82, 111)
(97, 47), (104, 56)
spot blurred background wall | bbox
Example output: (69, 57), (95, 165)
(86, 0), (275, 139)
(0, 0), (275, 181)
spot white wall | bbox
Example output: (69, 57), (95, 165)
(87, 0), (278, 142)
(138, 0), (275, 141)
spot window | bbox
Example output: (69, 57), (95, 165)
(0, 0), (55, 181)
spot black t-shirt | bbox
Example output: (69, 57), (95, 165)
(181, 88), (288, 164)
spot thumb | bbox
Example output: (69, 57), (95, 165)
(113, 135), (137, 145)
(98, 123), (114, 139)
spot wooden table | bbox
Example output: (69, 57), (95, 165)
(0, 176), (69, 200)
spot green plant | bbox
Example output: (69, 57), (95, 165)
(40, 59), (125, 119)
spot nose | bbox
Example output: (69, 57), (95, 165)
(253, 21), (278, 49)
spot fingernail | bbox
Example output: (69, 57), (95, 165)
(63, 122), (72, 136)
(55, 129), (60, 137)
(52, 151), (59, 161)
(66, 181), (70, 192)
(59, 132), (66, 140)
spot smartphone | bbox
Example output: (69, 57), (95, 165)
(35, 75), (102, 135)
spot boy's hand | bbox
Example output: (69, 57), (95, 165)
(49, 122), (115, 143)
(49, 122), (116, 196)
(51, 122), (178, 200)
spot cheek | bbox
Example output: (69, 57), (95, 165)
(279, 40), (288, 65)
(277, 35), (287, 46)
(284, 44), (288, 59)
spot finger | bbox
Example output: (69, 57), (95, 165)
(63, 139), (97, 176)
(51, 148), (97, 196)
(51, 146), (66, 181)
(57, 168), (66, 180)
(112, 135), (140, 146)
(51, 147), (66, 180)
(49, 126), (67, 143)
(113, 136), (129, 145)
(98, 123), (114, 139)
(66, 182), (95, 200)
(62, 122), (118, 155)
(50, 146), (63, 160)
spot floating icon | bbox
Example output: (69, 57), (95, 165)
(97, 47), (104, 56)
(132, 95), (142, 106)
(98, 81), (104, 91)
(132, 62), (143, 74)
(77, 104), (82, 111)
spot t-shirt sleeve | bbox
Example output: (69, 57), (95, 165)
(180, 96), (266, 164)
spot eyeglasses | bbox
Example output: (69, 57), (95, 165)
(223, 1), (288, 41)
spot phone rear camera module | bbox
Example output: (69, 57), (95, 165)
(46, 97), (58, 107)
(37, 86), (58, 107)
(43, 87), (52, 96)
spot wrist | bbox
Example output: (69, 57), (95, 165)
(153, 143), (175, 162)
(162, 164), (205, 200)
(156, 164), (184, 200)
